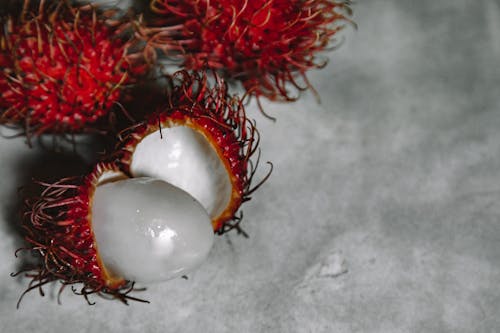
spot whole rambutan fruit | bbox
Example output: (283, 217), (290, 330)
(141, 0), (354, 102)
(115, 70), (271, 233)
(0, 1), (147, 138)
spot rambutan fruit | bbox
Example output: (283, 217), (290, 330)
(14, 71), (270, 305)
(115, 70), (271, 233)
(16, 162), (214, 305)
(141, 0), (354, 102)
(0, 1), (147, 138)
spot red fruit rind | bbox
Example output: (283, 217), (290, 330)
(0, 1), (146, 136)
(142, 0), (354, 101)
(15, 162), (148, 306)
(116, 71), (271, 233)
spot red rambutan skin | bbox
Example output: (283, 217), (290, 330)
(0, 2), (145, 136)
(143, 0), (353, 102)
(14, 162), (148, 306)
(115, 70), (271, 234)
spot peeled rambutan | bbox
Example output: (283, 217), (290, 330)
(0, 1), (146, 137)
(16, 162), (215, 306)
(142, 0), (353, 102)
(115, 70), (271, 233)
(14, 71), (270, 305)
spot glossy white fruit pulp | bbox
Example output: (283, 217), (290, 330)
(130, 126), (232, 219)
(91, 177), (214, 283)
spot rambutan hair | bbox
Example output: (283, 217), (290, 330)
(0, 0), (147, 139)
(115, 70), (272, 234)
(13, 162), (149, 307)
(139, 0), (354, 102)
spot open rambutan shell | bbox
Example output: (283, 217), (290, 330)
(0, 1), (147, 138)
(140, 0), (354, 102)
(115, 71), (271, 233)
(16, 161), (215, 305)
(15, 162), (145, 306)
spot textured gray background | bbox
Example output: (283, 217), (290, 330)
(1, 0), (500, 332)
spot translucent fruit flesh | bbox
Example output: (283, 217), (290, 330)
(130, 127), (233, 219)
(91, 177), (214, 283)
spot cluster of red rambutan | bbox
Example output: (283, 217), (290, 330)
(2, 0), (352, 306)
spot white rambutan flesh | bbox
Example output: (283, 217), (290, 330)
(130, 127), (233, 219)
(91, 177), (214, 283)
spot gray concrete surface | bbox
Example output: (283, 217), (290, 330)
(1, 0), (500, 332)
